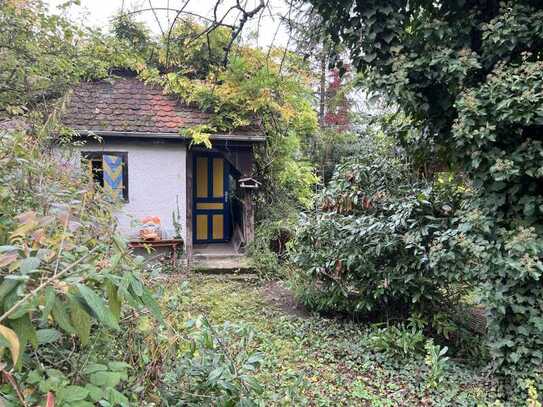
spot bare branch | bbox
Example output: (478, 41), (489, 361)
(165, 0), (191, 67)
(147, 0), (165, 37)
(278, 1), (294, 75)
(222, 0), (266, 66)
(125, 8), (231, 26)
(129, 0), (269, 68)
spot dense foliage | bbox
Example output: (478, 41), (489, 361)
(306, 0), (543, 390)
(0, 2), (159, 404)
(0, 0), (143, 117)
(10, 0), (543, 403)
(0, 123), (166, 404)
(290, 131), (478, 346)
(0, 0), (322, 403)
(0, 2), (270, 405)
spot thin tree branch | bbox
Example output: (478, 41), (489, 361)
(147, 0), (165, 37)
(126, 8), (232, 26)
(165, 0), (191, 67)
(0, 246), (99, 324)
(222, 0), (266, 66)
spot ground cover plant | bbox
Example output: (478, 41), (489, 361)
(132, 273), (506, 406)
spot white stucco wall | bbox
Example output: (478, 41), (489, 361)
(55, 139), (187, 241)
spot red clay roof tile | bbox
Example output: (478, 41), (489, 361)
(62, 75), (262, 139)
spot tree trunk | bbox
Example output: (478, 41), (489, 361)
(318, 47), (327, 128)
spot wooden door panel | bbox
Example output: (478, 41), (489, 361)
(193, 155), (229, 243)
(196, 214), (208, 241)
(196, 156), (208, 198)
(212, 158), (224, 198)
(212, 214), (224, 240)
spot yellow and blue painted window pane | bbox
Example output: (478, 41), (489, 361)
(102, 154), (123, 200)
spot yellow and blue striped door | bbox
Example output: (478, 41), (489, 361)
(103, 154), (124, 200)
(194, 154), (229, 243)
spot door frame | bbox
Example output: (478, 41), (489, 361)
(192, 152), (231, 244)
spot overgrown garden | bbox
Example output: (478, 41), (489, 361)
(1, 0), (543, 405)
(291, 0), (543, 401)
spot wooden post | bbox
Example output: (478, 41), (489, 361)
(185, 150), (193, 263)
(242, 189), (255, 244)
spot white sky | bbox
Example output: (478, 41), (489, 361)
(45, 0), (292, 49)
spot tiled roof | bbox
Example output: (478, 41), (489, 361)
(62, 76), (214, 134)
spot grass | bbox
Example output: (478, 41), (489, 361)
(155, 273), (503, 406)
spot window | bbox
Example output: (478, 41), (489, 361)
(82, 151), (128, 201)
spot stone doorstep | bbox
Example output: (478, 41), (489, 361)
(190, 255), (254, 274)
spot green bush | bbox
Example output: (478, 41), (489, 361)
(369, 323), (426, 357)
(0, 129), (165, 404)
(306, 0), (543, 388)
(290, 135), (472, 321)
(248, 221), (292, 279)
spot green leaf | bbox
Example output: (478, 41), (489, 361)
(42, 286), (56, 321)
(208, 367), (224, 383)
(245, 352), (264, 367)
(27, 369), (43, 384)
(110, 252), (122, 269)
(20, 256), (40, 274)
(140, 287), (164, 324)
(106, 280), (121, 322)
(106, 387), (129, 406)
(69, 402), (94, 407)
(83, 363), (108, 374)
(129, 275), (143, 297)
(52, 298), (76, 335)
(3, 287), (33, 320)
(108, 361), (131, 371)
(62, 385), (89, 402)
(37, 328), (61, 344)
(90, 371), (122, 387)
(6, 300), (33, 320)
(85, 384), (103, 402)
(68, 295), (92, 346)
(362, 53), (377, 63)
(0, 279), (19, 300)
(77, 284), (119, 330)
(10, 314), (37, 350)
(113, 235), (127, 251)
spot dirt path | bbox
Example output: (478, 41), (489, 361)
(260, 280), (310, 318)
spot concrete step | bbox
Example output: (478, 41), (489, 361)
(191, 255), (254, 273)
(192, 252), (245, 260)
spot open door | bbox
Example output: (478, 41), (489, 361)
(193, 154), (231, 243)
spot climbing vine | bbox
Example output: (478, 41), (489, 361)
(154, 45), (319, 208)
